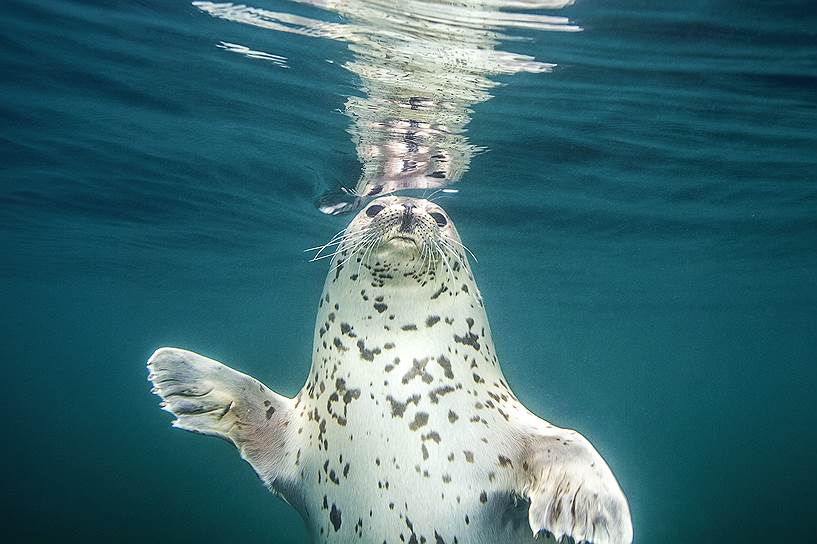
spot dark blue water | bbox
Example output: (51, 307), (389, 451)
(2, 1), (816, 542)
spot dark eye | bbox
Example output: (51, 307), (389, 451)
(366, 204), (385, 217)
(429, 211), (447, 227)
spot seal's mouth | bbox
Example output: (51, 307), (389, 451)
(383, 233), (420, 249)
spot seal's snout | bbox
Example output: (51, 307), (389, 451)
(399, 202), (416, 233)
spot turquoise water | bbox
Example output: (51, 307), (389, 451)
(2, 0), (816, 542)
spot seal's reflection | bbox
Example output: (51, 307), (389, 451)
(193, 0), (580, 213)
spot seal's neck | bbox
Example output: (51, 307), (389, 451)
(308, 253), (505, 391)
(322, 245), (486, 327)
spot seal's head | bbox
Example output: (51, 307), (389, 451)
(321, 196), (472, 288)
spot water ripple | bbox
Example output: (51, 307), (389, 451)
(193, 0), (579, 213)
(217, 41), (289, 67)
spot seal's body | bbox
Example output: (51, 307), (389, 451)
(148, 196), (632, 544)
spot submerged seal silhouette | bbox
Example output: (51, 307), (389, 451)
(148, 196), (632, 544)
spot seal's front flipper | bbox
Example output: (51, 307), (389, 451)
(513, 417), (632, 544)
(147, 347), (296, 495)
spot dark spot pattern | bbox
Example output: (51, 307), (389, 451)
(386, 394), (420, 418)
(409, 412), (429, 430)
(402, 358), (433, 384)
(357, 339), (381, 361)
(436, 355), (454, 379)
(329, 504), (342, 531)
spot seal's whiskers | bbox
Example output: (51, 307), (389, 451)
(418, 240), (432, 278)
(307, 226), (377, 261)
(437, 238), (467, 272)
(304, 226), (348, 252)
(327, 231), (380, 275)
(309, 227), (379, 262)
(422, 241), (439, 281)
(357, 233), (381, 278)
(432, 238), (455, 285)
(441, 234), (478, 263)
(420, 241), (437, 281)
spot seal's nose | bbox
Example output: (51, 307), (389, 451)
(399, 202), (416, 232)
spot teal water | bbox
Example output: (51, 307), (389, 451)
(2, 0), (816, 542)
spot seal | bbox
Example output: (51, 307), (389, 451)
(148, 195), (633, 544)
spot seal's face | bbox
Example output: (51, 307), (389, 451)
(353, 196), (453, 252)
(331, 196), (467, 286)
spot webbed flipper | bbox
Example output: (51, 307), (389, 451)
(147, 347), (297, 496)
(512, 414), (632, 544)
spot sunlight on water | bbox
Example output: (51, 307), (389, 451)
(216, 41), (290, 67)
(193, 0), (580, 213)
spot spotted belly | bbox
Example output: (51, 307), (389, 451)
(291, 390), (545, 544)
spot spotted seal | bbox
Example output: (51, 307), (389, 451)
(148, 196), (632, 544)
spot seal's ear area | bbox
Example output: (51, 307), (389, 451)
(147, 348), (297, 494)
(516, 423), (633, 544)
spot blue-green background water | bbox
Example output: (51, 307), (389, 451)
(2, 0), (816, 542)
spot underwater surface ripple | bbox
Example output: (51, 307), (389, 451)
(1, 0), (816, 542)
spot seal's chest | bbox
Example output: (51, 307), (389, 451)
(297, 424), (528, 544)
(295, 379), (524, 539)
